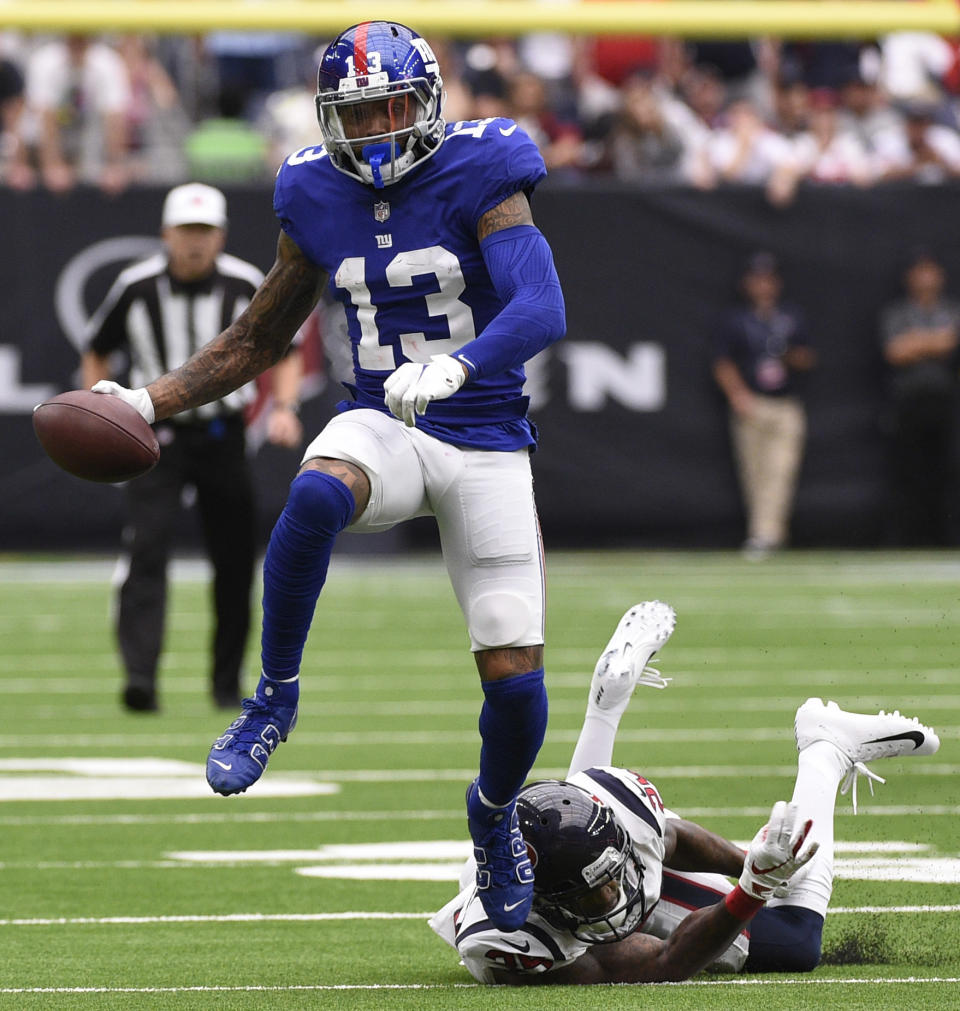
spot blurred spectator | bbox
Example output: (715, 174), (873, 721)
(712, 252), (817, 558)
(202, 31), (311, 120)
(679, 64), (728, 131)
(793, 91), (874, 183)
(769, 90), (874, 203)
(21, 34), (131, 193)
(606, 71), (689, 182)
(779, 41), (864, 91)
(879, 248), (960, 545)
(770, 72), (810, 139)
(508, 70), (585, 174)
(878, 32), (955, 107)
(875, 100), (960, 182)
(0, 55), (32, 189)
(259, 61), (324, 171)
(118, 35), (188, 184)
(688, 42), (762, 101)
(462, 39), (519, 121)
(464, 66), (511, 122)
(425, 37), (472, 124)
(673, 65), (727, 186)
(700, 97), (795, 197)
(836, 68), (905, 157)
(185, 85), (271, 183)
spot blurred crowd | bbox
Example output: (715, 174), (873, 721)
(3, 29), (960, 198)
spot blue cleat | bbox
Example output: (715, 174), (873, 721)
(206, 675), (299, 796)
(466, 779), (534, 931)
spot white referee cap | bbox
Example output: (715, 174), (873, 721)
(161, 183), (228, 229)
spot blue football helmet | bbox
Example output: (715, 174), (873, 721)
(316, 22), (445, 189)
(516, 780), (647, 943)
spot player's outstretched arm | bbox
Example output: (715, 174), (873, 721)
(146, 231), (326, 421)
(492, 902), (757, 985)
(663, 817), (747, 878)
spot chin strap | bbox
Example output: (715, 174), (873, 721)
(361, 141), (401, 189)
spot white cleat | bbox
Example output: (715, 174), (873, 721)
(589, 601), (677, 712)
(795, 697), (940, 812)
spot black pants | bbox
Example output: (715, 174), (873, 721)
(116, 416), (256, 703)
(887, 391), (958, 547)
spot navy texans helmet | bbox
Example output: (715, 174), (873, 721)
(516, 780), (647, 943)
(315, 22), (445, 189)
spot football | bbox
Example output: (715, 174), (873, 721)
(33, 389), (159, 483)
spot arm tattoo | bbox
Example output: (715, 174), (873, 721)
(147, 231), (327, 420)
(477, 190), (534, 242)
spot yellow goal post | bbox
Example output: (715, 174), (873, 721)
(1, 0), (959, 39)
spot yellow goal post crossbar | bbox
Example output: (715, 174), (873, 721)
(1, 1), (960, 39)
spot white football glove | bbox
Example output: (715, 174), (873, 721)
(91, 380), (156, 425)
(383, 354), (467, 428)
(738, 801), (819, 900)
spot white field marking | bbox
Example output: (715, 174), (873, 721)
(834, 858), (960, 883)
(2, 980), (960, 995)
(8, 647), (960, 677)
(0, 987), (480, 994)
(2, 844), (950, 874)
(0, 757), (338, 802)
(2, 979), (960, 995)
(296, 857), (960, 883)
(0, 779), (337, 802)
(168, 840), (928, 865)
(233, 764), (960, 782)
(2, 807), (959, 829)
(11, 670), (960, 701)
(169, 841), (471, 863)
(4, 909), (960, 930)
(10, 725), (960, 750)
(1, 763), (955, 803)
(297, 864), (460, 881)
(0, 758), (201, 775)
(0, 810), (468, 827)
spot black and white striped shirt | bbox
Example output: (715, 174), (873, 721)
(84, 252), (264, 422)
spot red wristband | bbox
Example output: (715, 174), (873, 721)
(724, 885), (764, 922)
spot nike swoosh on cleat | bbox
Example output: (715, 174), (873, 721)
(502, 939), (531, 952)
(499, 124), (518, 136)
(209, 759), (233, 771)
(868, 731), (926, 750)
(503, 898), (527, 912)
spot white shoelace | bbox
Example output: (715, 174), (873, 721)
(636, 663), (671, 690)
(839, 760), (886, 815)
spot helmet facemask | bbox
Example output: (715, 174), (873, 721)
(533, 842), (647, 944)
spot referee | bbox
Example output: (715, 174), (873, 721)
(81, 182), (303, 712)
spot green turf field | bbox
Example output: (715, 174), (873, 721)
(1, 550), (957, 1009)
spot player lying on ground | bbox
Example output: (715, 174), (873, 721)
(430, 601), (941, 984)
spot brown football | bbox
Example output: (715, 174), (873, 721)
(33, 390), (159, 483)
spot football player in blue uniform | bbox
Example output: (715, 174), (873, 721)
(91, 21), (566, 931)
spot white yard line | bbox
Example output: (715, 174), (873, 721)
(1, 978), (959, 996)
(2, 805), (959, 828)
(3, 908), (960, 928)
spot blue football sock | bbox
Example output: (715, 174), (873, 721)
(745, 905), (824, 973)
(260, 471), (354, 682)
(477, 668), (548, 807)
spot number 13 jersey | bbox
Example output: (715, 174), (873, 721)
(274, 118), (549, 452)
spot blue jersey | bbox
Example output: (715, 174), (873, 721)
(274, 118), (548, 451)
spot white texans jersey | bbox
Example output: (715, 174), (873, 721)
(429, 766), (669, 983)
(429, 766), (751, 982)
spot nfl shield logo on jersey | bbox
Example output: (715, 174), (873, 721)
(373, 200), (391, 223)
